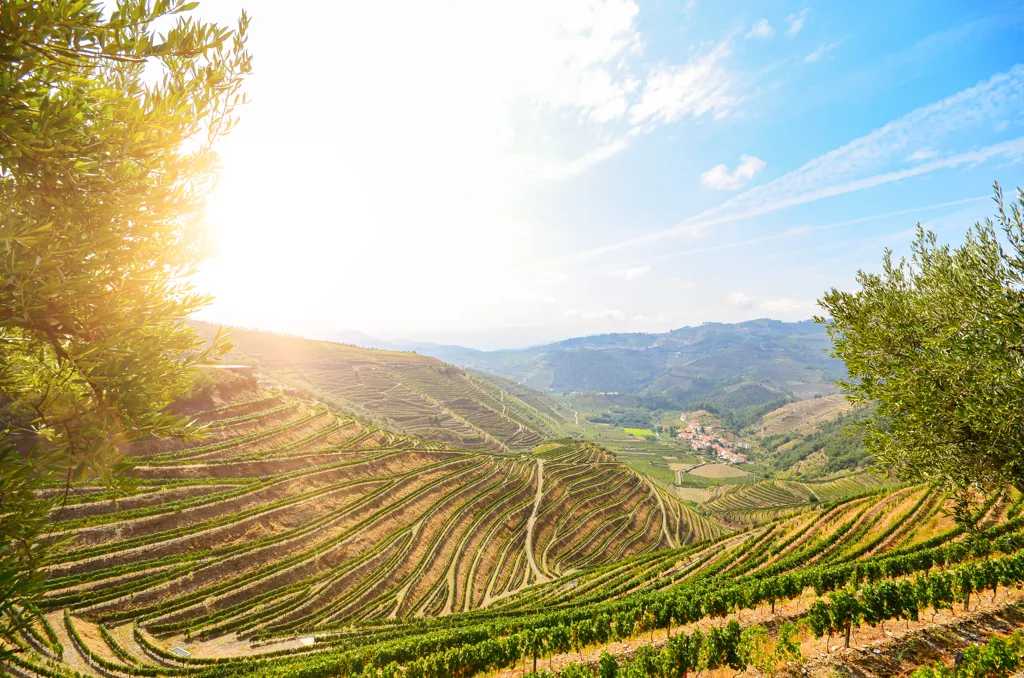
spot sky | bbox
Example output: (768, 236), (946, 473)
(190, 0), (1024, 350)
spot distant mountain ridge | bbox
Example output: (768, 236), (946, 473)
(331, 319), (845, 404)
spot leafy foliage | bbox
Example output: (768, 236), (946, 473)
(819, 184), (1024, 497)
(589, 408), (653, 429)
(0, 0), (250, 657)
(912, 631), (1024, 678)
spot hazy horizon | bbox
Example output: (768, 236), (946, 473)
(195, 314), (825, 352)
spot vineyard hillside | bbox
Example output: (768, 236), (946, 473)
(192, 321), (573, 453)
(9, 347), (1024, 678)
(17, 416), (1024, 678)
(18, 370), (724, 670)
(751, 394), (855, 438)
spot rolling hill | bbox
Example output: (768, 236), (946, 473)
(191, 322), (574, 453)
(30, 371), (721, 648)
(373, 319), (846, 403)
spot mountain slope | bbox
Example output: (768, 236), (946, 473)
(192, 321), (573, 453)
(403, 319), (845, 401)
(37, 373), (723, 644)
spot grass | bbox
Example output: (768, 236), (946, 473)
(623, 428), (656, 437)
(621, 457), (677, 486)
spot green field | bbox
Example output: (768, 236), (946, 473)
(621, 456), (677, 486)
(623, 427), (656, 437)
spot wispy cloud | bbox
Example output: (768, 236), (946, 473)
(805, 41), (841, 63)
(534, 139), (631, 181)
(700, 155), (766, 190)
(907, 148), (939, 162)
(786, 8), (810, 37)
(554, 64), (1024, 264)
(629, 42), (739, 126)
(513, 10), (757, 181)
(644, 196), (989, 264)
(746, 19), (773, 40)
(609, 264), (651, 281)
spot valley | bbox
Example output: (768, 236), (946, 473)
(9, 335), (1022, 678)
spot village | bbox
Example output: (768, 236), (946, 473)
(677, 414), (751, 464)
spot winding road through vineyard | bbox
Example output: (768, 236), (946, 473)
(8, 370), (1024, 678)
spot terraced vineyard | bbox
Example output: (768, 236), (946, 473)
(701, 472), (893, 525)
(14, 439), (1024, 678)
(192, 322), (572, 453)
(9, 370), (1024, 678)
(14, 370), (721, 671)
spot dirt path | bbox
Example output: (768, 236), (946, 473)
(795, 599), (1024, 677)
(641, 477), (675, 549)
(574, 411), (579, 427)
(45, 612), (99, 677)
(176, 630), (303, 659)
(524, 459), (550, 584)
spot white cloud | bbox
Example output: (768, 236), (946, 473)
(472, 2), (751, 180)
(556, 64), (1024, 263)
(746, 19), (773, 40)
(610, 264), (651, 281)
(805, 42), (840, 63)
(700, 155), (766, 190)
(501, 0), (642, 119)
(907, 148), (939, 163)
(786, 8), (810, 37)
(534, 139), (631, 181)
(759, 298), (812, 314)
(727, 292), (753, 308)
(629, 42), (738, 126)
(564, 308), (627, 321)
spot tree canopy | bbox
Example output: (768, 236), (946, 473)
(819, 184), (1024, 501)
(0, 0), (250, 654)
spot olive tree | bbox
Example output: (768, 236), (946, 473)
(0, 0), (250, 654)
(818, 184), (1024, 504)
